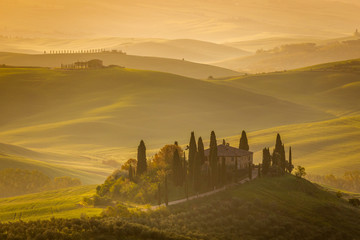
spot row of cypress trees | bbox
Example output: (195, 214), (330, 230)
(133, 130), (252, 205)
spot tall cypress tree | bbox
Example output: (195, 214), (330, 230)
(239, 130), (249, 151)
(136, 140), (147, 176)
(197, 137), (205, 165)
(209, 131), (218, 189)
(288, 146), (294, 173)
(262, 147), (271, 175)
(273, 133), (286, 173)
(188, 132), (197, 179)
(172, 149), (182, 186)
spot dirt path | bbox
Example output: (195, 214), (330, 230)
(151, 169), (258, 210)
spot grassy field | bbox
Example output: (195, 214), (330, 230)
(0, 185), (103, 222)
(0, 153), (106, 184)
(0, 67), (328, 165)
(111, 174), (360, 239)
(224, 114), (360, 175)
(214, 61), (360, 116)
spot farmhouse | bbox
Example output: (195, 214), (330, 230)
(204, 142), (253, 169)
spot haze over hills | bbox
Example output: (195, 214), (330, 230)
(0, 52), (240, 79)
(0, 37), (250, 63)
(214, 37), (360, 73)
(0, 67), (331, 165)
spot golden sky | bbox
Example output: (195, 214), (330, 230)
(0, 0), (359, 41)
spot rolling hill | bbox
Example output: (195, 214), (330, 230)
(210, 60), (360, 175)
(0, 67), (331, 165)
(0, 37), (250, 63)
(2, 175), (360, 239)
(215, 38), (360, 73)
(214, 59), (360, 116)
(225, 115), (360, 176)
(0, 51), (240, 79)
(0, 185), (102, 222)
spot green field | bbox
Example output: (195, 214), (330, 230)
(0, 67), (328, 165)
(0, 185), (102, 222)
(225, 114), (360, 175)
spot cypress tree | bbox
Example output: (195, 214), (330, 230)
(197, 137), (205, 165)
(273, 133), (286, 173)
(288, 146), (294, 173)
(136, 140), (147, 176)
(239, 130), (249, 151)
(209, 131), (218, 189)
(188, 132), (197, 179)
(262, 148), (271, 175)
(164, 175), (168, 206)
(172, 149), (182, 186)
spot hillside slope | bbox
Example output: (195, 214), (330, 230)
(225, 115), (360, 175)
(215, 39), (360, 73)
(0, 67), (331, 163)
(128, 175), (360, 239)
(0, 37), (250, 63)
(215, 60), (360, 116)
(2, 175), (359, 239)
(0, 185), (102, 222)
(0, 52), (240, 79)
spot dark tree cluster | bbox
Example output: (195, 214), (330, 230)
(92, 130), (251, 206)
(261, 133), (294, 176)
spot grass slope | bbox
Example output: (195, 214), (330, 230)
(215, 61), (360, 116)
(225, 115), (360, 175)
(0, 185), (102, 222)
(118, 175), (360, 239)
(0, 153), (106, 185)
(0, 52), (240, 79)
(0, 67), (330, 163)
(215, 39), (360, 73)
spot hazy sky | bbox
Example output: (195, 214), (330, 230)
(1, 0), (359, 42)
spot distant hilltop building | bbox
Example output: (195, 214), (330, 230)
(204, 141), (253, 169)
(355, 29), (360, 37)
(61, 59), (103, 70)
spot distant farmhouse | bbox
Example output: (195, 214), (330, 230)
(204, 141), (253, 169)
(61, 59), (103, 70)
